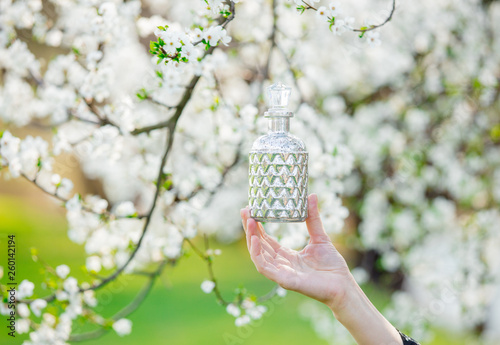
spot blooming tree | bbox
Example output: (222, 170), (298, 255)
(0, 0), (499, 344)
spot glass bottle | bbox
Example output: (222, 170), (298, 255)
(248, 82), (308, 222)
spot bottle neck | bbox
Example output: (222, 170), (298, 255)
(268, 117), (290, 133)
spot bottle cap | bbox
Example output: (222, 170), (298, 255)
(265, 82), (293, 117)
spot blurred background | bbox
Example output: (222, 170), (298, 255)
(1, 0), (500, 344)
(0, 176), (472, 345)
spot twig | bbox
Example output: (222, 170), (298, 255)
(301, 1), (317, 11)
(263, 0), (278, 80)
(131, 2), (236, 136)
(69, 260), (171, 342)
(78, 2), (237, 291)
(257, 284), (279, 303)
(83, 122), (175, 292)
(14, 2), (237, 307)
(19, 173), (146, 220)
(146, 96), (177, 110)
(203, 234), (228, 305)
(352, 0), (396, 33)
(302, 0), (396, 34)
(184, 236), (228, 306)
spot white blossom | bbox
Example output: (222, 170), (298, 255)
(112, 318), (132, 336)
(17, 280), (35, 300)
(226, 303), (241, 317)
(63, 277), (79, 294)
(200, 280), (216, 293)
(55, 265), (70, 279)
(235, 315), (251, 327)
(366, 31), (381, 47)
(115, 201), (136, 217)
(30, 299), (48, 317)
(17, 303), (30, 318)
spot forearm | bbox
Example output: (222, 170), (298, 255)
(327, 274), (403, 345)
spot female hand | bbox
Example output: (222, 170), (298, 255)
(240, 194), (354, 312)
(240, 193), (404, 345)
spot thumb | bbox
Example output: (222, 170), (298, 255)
(305, 194), (330, 244)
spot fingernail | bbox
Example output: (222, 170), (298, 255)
(310, 193), (318, 204)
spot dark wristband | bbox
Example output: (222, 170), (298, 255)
(397, 329), (420, 345)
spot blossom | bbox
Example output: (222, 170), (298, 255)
(343, 16), (355, 29)
(17, 318), (30, 334)
(115, 201), (136, 217)
(203, 26), (231, 46)
(328, 1), (343, 16)
(246, 305), (267, 320)
(200, 280), (215, 293)
(235, 315), (251, 327)
(51, 174), (61, 185)
(181, 43), (199, 61)
(63, 277), (79, 294)
(192, 28), (204, 42)
(86, 256), (102, 272)
(17, 280), (35, 299)
(331, 20), (346, 36)
(366, 31), (381, 47)
(55, 264), (70, 279)
(57, 178), (74, 197)
(276, 286), (288, 297)
(161, 32), (182, 55)
(113, 318), (132, 336)
(17, 303), (30, 318)
(316, 7), (328, 21)
(226, 303), (241, 317)
(31, 299), (48, 317)
(83, 290), (98, 307)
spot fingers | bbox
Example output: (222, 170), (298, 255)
(240, 207), (252, 251)
(249, 235), (280, 281)
(305, 194), (331, 244)
(241, 207), (281, 253)
(240, 207), (299, 263)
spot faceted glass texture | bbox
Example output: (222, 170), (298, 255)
(248, 83), (308, 222)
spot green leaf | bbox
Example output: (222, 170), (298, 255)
(136, 88), (148, 100)
(163, 179), (173, 190)
(329, 17), (336, 31)
(296, 5), (306, 14)
(491, 124), (500, 142)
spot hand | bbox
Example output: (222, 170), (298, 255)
(240, 194), (403, 345)
(240, 194), (354, 312)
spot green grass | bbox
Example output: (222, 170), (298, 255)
(0, 195), (325, 345)
(0, 194), (474, 344)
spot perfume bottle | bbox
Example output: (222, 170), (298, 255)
(248, 82), (308, 222)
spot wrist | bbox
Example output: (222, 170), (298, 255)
(326, 273), (403, 345)
(326, 272), (363, 323)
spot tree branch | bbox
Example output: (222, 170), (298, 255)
(131, 2), (236, 136)
(185, 235), (229, 306)
(69, 259), (171, 342)
(77, 2), (237, 292)
(262, 0), (278, 81)
(302, 0), (396, 34)
(352, 0), (396, 33)
(18, 172), (146, 220)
